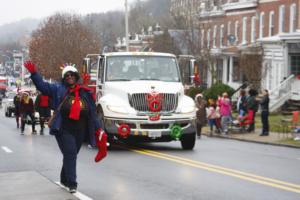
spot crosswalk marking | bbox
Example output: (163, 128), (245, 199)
(1, 146), (13, 153)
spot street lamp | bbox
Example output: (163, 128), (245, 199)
(125, 0), (129, 51)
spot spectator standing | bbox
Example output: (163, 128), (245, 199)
(194, 93), (207, 139)
(218, 92), (232, 134)
(246, 89), (259, 132)
(259, 89), (269, 136)
(13, 93), (21, 128)
(35, 91), (52, 135)
(20, 91), (37, 134)
(237, 89), (247, 117)
(24, 61), (107, 193)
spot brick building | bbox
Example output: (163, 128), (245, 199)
(171, 0), (300, 107)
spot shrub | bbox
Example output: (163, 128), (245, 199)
(186, 86), (205, 99)
(202, 83), (235, 100)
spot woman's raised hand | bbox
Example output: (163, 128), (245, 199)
(24, 61), (37, 73)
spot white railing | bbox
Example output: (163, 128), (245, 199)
(269, 74), (295, 112)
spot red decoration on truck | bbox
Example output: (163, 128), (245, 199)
(146, 91), (163, 112)
(117, 124), (131, 138)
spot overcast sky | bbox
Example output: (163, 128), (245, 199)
(0, 0), (135, 26)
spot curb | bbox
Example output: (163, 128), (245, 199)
(202, 133), (300, 149)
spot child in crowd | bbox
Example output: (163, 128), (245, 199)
(218, 92), (232, 134)
(206, 99), (221, 136)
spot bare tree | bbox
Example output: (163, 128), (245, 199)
(171, 0), (223, 86)
(239, 46), (265, 90)
(28, 13), (101, 80)
(151, 30), (181, 55)
(129, 0), (173, 34)
(83, 11), (125, 50)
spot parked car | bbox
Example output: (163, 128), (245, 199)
(3, 92), (16, 117)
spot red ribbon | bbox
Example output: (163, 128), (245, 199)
(68, 84), (92, 120)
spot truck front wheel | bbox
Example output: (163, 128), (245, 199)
(180, 133), (195, 150)
(96, 106), (115, 147)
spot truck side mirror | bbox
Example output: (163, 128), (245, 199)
(83, 58), (91, 73)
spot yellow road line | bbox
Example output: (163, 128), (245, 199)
(140, 149), (300, 190)
(116, 145), (300, 194)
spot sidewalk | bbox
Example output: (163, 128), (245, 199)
(202, 129), (300, 148)
(0, 171), (79, 200)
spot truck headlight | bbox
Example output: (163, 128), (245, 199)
(107, 105), (128, 114)
(180, 105), (195, 114)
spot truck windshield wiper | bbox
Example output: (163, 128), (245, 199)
(138, 78), (160, 81)
(109, 79), (131, 81)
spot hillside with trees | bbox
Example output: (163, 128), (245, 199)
(0, 0), (173, 64)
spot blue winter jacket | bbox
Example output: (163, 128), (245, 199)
(30, 72), (101, 144)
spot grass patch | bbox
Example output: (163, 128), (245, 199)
(278, 138), (300, 147)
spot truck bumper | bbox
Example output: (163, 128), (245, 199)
(104, 117), (195, 141)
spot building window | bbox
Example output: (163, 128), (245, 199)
(233, 58), (241, 82)
(201, 29), (204, 48)
(242, 17), (247, 44)
(235, 21), (239, 44)
(227, 21), (231, 46)
(213, 25), (217, 48)
(251, 16), (256, 43)
(290, 4), (297, 33)
(207, 29), (211, 48)
(269, 11), (275, 36)
(259, 12), (265, 38)
(290, 54), (300, 76)
(279, 5), (285, 33)
(220, 25), (224, 48)
(216, 59), (223, 82)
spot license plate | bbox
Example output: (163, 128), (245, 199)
(148, 131), (162, 138)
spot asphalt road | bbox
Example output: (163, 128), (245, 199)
(0, 109), (300, 200)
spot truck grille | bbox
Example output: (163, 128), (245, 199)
(129, 93), (178, 112)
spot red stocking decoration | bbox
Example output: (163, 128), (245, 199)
(94, 129), (107, 162)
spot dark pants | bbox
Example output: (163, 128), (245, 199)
(39, 107), (51, 131)
(208, 119), (220, 135)
(261, 111), (269, 134)
(55, 129), (85, 187)
(196, 123), (202, 137)
(15, 111), (20, 128)
(21, 112), (36, 132)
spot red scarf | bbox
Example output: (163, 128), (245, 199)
(68, 84), (92, 120)
(40, 95), (49, 107)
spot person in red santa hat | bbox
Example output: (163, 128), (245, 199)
(19, 91), (37, 134)
(24, 61), (107, 193)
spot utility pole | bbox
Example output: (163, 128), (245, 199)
(125, 0), (129, 51)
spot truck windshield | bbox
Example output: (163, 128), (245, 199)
(106, 56), (180, 82)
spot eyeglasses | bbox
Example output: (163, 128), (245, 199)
(64, 73), (75, 78)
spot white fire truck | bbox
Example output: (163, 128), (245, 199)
(84, 52), (196, 149)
